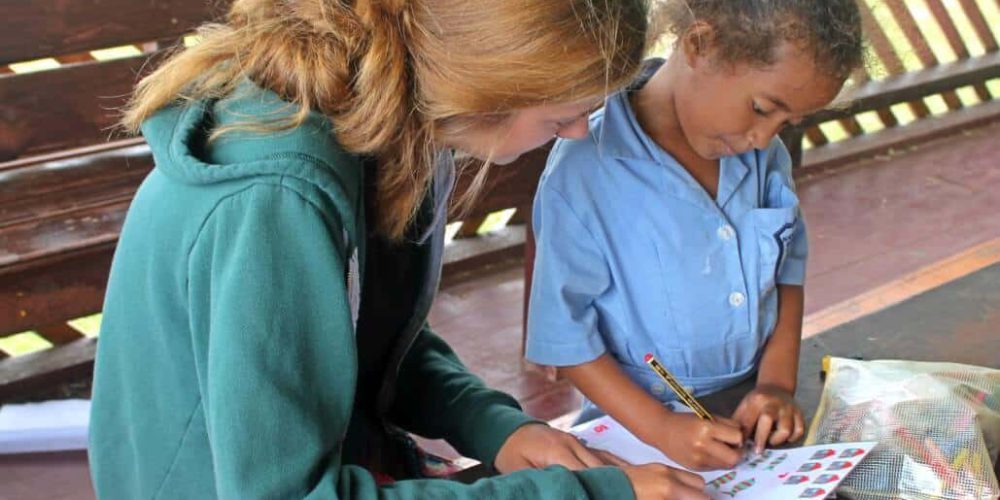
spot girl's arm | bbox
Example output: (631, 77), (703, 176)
(190, 183), (636, 500)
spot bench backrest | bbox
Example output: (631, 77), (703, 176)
(0, 0), (221, 393)
(783, 0), (1000, 170)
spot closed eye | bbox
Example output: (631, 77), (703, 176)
(752, 100), (770, 116)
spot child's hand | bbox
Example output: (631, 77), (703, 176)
(657, 413), (744, 471)
(732, 386), (805, 454)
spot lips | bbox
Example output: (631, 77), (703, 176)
(719, 138), (753, 156)
(714, 138), (739, 158)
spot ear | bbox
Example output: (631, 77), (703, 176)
(680, 20), (717, 69)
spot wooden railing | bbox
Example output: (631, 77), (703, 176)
(782, 0), (1000, 170)
(2, 0), (999, 401)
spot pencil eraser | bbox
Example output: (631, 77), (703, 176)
(644, 353), (653, 363)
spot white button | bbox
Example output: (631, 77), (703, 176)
(717, 225), (735, 241)
(729, 292), (746, 307)
(650, 382), (666, 396)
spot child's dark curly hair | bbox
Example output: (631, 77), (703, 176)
(661, 0), (865, 81)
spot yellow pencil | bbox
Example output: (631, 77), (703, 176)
(644, 353), (713, 421)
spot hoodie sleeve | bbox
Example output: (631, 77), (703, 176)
(186, 181), (634, 500)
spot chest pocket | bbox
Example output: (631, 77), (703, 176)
(751, 184), (800, 294)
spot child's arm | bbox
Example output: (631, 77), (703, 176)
(732, 139), (809, 452)
(562, 353), (744, 471)
(758, 284), (804, 393)
(733, 284), (806, 453)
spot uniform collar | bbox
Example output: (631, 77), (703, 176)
(595, 59), (753, 211)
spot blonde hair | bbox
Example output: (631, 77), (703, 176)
(123, 0), (650, 240)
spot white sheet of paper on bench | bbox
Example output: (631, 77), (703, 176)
(571, 414), (876, 500)
(0, 398), (90, 454)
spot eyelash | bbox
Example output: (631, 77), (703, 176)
(556, 114), (585, 128)
(753, 101), (796, 129)
(560, 103), (603, 127)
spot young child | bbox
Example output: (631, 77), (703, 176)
(527, 0), (865, 472)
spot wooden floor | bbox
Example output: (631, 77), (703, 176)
(3, 122), (1000, 498)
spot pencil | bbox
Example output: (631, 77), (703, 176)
(644, 353), (714, 421)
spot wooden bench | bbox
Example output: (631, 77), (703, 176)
(782, 0), (1000, 171)
(0, 0), (226, 400)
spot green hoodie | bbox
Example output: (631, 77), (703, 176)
(88, 85), (634, 499)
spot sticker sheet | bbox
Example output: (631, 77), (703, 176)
(571, 415), (876, 499)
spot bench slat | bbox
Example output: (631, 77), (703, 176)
(861, 5), (934, 120)
(451, 146), (550, 221)
(0, 338), (96, 401)
(805, 51), (1000, 128)
(0, 55), (161, 161)
(0, 146), (152, 227)
(803, 98), (1000, 171)
(885, 0), (964, 112)
(0, 200), (128, 270)
(925, 0), (993, 101)
(0, 0), (217, 65)
(0, 241), (113, 338)
(35, 324), (87, 346)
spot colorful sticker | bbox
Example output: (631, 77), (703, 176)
(827, 460), (852, 471)
(839, 448), (866, 458)
(810, 449), (836, 460)
(798, 462), (822, 472)
(799, 488), (827, 498)
(746, 451), (771, 469)
(707, 471), (737, 489)
(783, 475), (810, 485)
(765, 453), (789, 471)
(813, 474), (840, 484)
(723, 479), (756, 497)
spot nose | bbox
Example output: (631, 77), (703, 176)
(747, 121), (783, 150)
(556, 116), (589, 140)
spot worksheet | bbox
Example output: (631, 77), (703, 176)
(571, 415), (876, 499)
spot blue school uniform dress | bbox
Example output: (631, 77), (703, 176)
(525, 63), (808, 420)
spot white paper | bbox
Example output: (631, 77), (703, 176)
(0, 399), (90, 454)
(571, 414), (876, 499)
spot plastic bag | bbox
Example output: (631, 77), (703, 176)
(806, 357), (1000, 500)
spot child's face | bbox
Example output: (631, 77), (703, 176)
(676, 43), (844, 160)
(449, 98), (600, 165)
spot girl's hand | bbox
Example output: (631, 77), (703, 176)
(621, 463), (709, 500)
(593, 446), (709, 499)
(732, 386), (805, 454)
(494, 423), (611, 472)
(656, 413), (744, 471)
